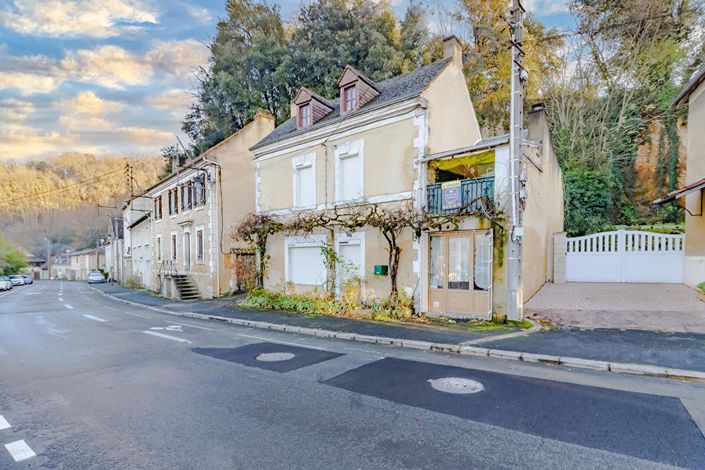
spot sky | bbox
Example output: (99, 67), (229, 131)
(0, 0), (573, 162)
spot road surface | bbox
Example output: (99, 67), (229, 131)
(1, 281), (704, 469)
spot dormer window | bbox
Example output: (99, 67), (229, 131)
(292, 88), (333, 130)
(299, 103), (312, 127)
(337, 65), (379, 116)
(343, 85), (357, 112)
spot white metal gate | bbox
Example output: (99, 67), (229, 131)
(565, 230), (684, 283)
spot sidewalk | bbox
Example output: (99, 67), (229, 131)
(92, 283), (705, 380)
(93, 284), (526, 345)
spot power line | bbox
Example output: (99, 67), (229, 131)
(0, 168), (126, 207)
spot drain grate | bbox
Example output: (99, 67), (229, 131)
(428, 377), (485, 394)
(256, 352), (295, 362)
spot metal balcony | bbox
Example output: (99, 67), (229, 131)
(426, 175), (494, 215)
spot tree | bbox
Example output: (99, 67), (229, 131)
(456, 0), (564, 133)
(0, 236), (27, 275)
(543, 0), (703, 233)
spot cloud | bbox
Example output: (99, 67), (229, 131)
(60, 45), (154, 89)
(185, 3), (212, 24)
(524, 0), (570, 16)
(146, 39), (209, 81)
(120, 126), (172, 144)
(0, 125), (77, 160)
(0, 0), (159, 38)
(0, 99), (35, 122)
(147, 88), (193, 117)
(0, 71), (60, 95)
(56, 91), (123, 117)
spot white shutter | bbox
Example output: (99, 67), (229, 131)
(288, 246), (326, 285)
(340, 154), (361, 200)
(297, 165), (315, 207)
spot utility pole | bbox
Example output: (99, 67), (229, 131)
(45, 237), (51, 280)
(126, 163), (134, 198)
(507, 0), (526, 321)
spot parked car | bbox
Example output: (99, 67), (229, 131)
(0, 276), (12, 291)
(22, 274), (34, 285)
(87, 271), (106, 284)
(8, 275), (25, 286)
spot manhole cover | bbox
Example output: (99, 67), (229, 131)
(428, 377), (484, 394)
(256, 352), (295, 362)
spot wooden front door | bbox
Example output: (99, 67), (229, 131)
(428, 231), (492, 317)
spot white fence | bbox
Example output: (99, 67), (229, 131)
(565, 230), (684, 283)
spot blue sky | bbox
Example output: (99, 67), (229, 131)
(0, 0), (572, 161)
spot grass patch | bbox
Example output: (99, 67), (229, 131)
(697, 282), (705, 295)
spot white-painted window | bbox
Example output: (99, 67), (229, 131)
(285, 235), (326, 286)
(292, 153), (316, 209)
(336, 140), (364, 202)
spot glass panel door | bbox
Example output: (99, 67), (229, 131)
(430, 236), (444, 289)
(447, 236), (470, 290)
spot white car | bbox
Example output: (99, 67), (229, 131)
(0, 276), (11, 291)
(8, 275), (24, 286)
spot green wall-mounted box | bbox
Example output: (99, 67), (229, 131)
(374, 265), (388, 276)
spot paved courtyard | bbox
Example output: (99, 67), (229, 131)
(526, 283), (705, 333)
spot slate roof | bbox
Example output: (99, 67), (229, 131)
(672, 64), (705, 107)
(251, 58), (453, 151)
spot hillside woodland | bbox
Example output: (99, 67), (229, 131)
(0, 154), (162, 257)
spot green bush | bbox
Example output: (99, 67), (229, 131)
(564, 170), (613, 236)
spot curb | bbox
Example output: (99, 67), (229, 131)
(89, 287), (705, 382)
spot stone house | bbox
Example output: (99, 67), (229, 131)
(141, 112), (274, 299)
(251, 36), (564, 320)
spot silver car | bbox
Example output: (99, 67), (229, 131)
(8, 275), (24, 286)
(22, 274), (34, 285)
(0, 276), (11, 291)
(87, 271), (106, 284)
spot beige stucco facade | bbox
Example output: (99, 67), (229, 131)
(683, 77), (705, 286)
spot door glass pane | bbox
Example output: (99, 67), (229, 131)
(474, 232), (492, 291)
(448, 236), (470, 290)
(430, 236), (444, 289)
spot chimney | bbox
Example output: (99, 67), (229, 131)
(443, 35), (463, 67)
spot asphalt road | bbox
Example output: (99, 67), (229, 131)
(1, 281), (704, 469)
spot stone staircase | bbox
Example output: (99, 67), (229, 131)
(173, 275), (201, 301)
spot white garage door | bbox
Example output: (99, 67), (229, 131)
(566, 230), (684, 283)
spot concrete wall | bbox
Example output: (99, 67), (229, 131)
(421, 60), (482, 154)
(684, 82), (705, 286)
(521, 107), (565, 303)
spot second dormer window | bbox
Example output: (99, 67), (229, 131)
(344, 85), (357, 112)
(299, 104), (312, 127)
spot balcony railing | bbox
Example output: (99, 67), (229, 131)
(426, 175), (494, 215)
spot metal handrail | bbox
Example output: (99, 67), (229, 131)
(427, 176), (494, 215)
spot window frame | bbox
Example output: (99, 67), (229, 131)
(299, 103), (312, 128)
(335, 139), (364, 203)
(343, 84), (357, 112)
(292, 153), (317, 209)
(170, 233), (177, 262)
(196, 227), (204, 263)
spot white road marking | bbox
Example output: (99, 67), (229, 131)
(164, 320), (212, 331)
(82, 314), (107, 322)
(142, 331), (191, 343)
(5, 440), (36, 462)
(236, 333), (327, 351)
(124, 311), (151, 319)
(0, 415), (10, 430)
(58, 297), (63, 302)
(64, 304), (74, 310)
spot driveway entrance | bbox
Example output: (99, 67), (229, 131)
(526, 283), (705, 333)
